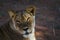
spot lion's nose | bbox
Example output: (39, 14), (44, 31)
(23, 28), (28, 31)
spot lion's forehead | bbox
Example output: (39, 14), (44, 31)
(16, 11), (32, 20)
(14, 11), (33, 24)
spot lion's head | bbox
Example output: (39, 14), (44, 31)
(8, 6), (36, 38)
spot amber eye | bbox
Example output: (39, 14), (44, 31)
(16, 20), (20, 24)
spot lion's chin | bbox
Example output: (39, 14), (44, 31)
(23, 34), (31, 38)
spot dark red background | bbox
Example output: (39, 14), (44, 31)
(0, 0), (60, 40)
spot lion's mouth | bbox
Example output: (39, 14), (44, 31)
(24, 31), (32, 35)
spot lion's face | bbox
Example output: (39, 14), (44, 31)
(8, 6), (36, 37)
(14, 12), (34, 35)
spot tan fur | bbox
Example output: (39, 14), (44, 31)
(0, 6), (36, 40)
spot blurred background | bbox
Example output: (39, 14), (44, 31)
(0, 0), (60, 40)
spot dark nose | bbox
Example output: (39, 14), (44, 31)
(25, 32), (29, 35)
(23, 28), (28, 31)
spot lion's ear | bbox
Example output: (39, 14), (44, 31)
(8, 10), (16, 18)
(26, 6), (36, 16)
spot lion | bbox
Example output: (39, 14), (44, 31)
(0, 6), (36, 40)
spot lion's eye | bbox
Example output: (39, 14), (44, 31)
(16, 20), (20, 24)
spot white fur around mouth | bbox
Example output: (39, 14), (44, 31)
(23, 33), (31, 38)
(23, 32), (36, 40)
